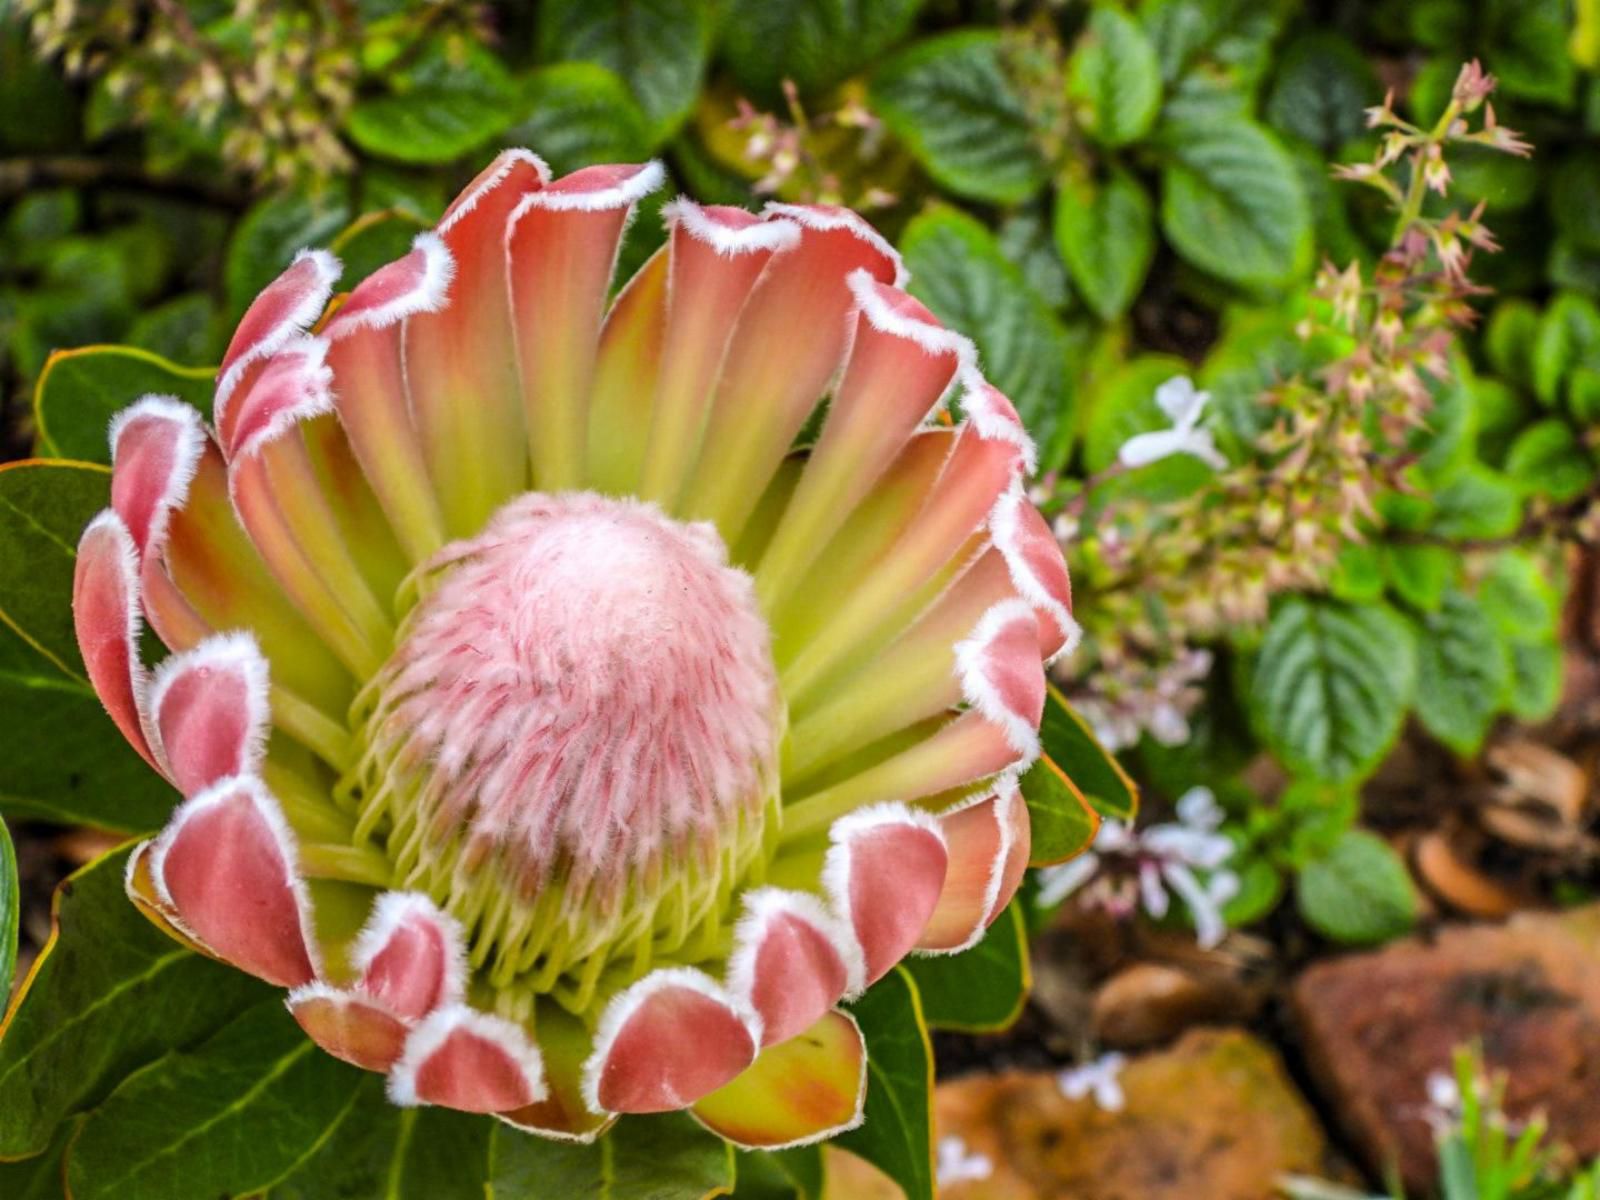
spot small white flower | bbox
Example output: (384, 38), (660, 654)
(1118, 376), (1227, 471)
(1033, 851), (1100, 906)
(935, 1135), (994, 1185)
(1058, 1052), (1127, 1111)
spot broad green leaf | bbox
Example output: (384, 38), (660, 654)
(329, 207), (432, 287)
(345, 40), (516, 165)
(719, 0), (924, 99)
(1381, 542), (1456, 612)
(0, 1117), (79, 1200)
(510, 64), (653, 177)
(0, 847), (270, 1158)
(127, 293), (227, 367)
(836, 968), (933, 1200)
(1159, 117), (1311, 288)
(1484, 0), (1576, 107)
(0, 819), (14, 999)
(734, 1146), (824, 1200)
(1018, 752), (1100, 866)
(0, 20), (77, 153)
(1248, 597), (1417, 784)
(1067, 6), (1162, 147)
(1553, 155), (1600, 253)
(489, 1112), (734, 1199)
(996, 206), (1071, 310)
(33, 345), (213, 463)
(900, 205), (1078, 469)
(1140, 0), (1291, 91)
(1296, 828), (1417, 945)
(1485, 299), (1540, 391)
(1481, 550), (1562, 642)
(1037, 683), (1138, 821)
(268, 1080), (490, 1200)
(1054, 166), (1155, 320)
(1264, 33), (1378, 151)
(1412, 589), (1511, 756)
(1507, 638), (1563, 723)
(65, 999), (366, 1200)
(226, 190), (353, 319)
(1429, 467), (1522, 541)
(903, 902), (1029, 1032)
(1533, 292), (1600, 407)
(537, 0), (712, 139)
(871, 32), (1048, 205)
(1505, 419), (1596, 502)
(1330, 540), (1385, 604)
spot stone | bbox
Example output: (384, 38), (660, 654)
(1091, 962), (1261, 1049)
(1293, 905), (1600, 1194)
(928, 1029), (1329, 1200)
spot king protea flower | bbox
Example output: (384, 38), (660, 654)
(71, 150), (1077, 1147)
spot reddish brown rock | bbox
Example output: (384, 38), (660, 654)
(1293, 906), (1600, 1193)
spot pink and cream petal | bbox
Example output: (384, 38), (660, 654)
(584, 246), (669, 494)
(916, 781), (1031, 953)
(954, 600), (1047, 766)
(691, 1010), (866, 1149)
(728, 888), (863, 1048)
(583, 967), (761, 1114)
(123, 840), (217, 959)
(350, 891), (466, 1021)
(636, 202), (801, 508)
(147, 631), (270, 797)
(148, 774), (319, 987)
(509, 161), (666, 492)
(991, 481), (1079, 661)
(73, 511), (159, 771)
(108, 396), (205, 556)
(388, 1004), (546, 1113)
(288, 983), (410, 1072)
(822, 804), (948, 988)
(407, 149), (548, 536)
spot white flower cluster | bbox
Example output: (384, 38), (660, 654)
(1057, 1051), (1128, 1112)
(1035, 787), (1241, 949)
(1070, 648), (1213, 752)
(1117, 376), (1227, 472)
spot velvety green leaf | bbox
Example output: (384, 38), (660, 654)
(65, 999), (366, 1200)
(1381, 541), (1456, 612)
(1330, 541), (1385, 603)
(0, 21), (78, 153)
(836, 968), (933, 1200)
(346, 40), (516, 165)
(1140, 0), (1291, 91)
(126, 294), (227, 367)
(720, 0), (923, 99)
(1018, 752), (1099, 866)
(1481, 550), (1562, 642)
(1220, 855), (1285, 927)
(1485, 299), (1540, 391)
(1507, 638), (1563, 723)
(1296, 828), (1417, 945)
(734, 1146), (824, 1200)
(1505, 419), (1596, 503)
(1265, 33), (1378, 150)
(1552, 155), (1600, 253)
(510, 64), (654, 176)
(0, 1116), (79, 1200)
(1484, 0), (1576, 107)
(489, 1112), (734, 1199)
(1533, 293), (1600, 407)
(0, 818), (15, 1000)
(1412, 588), (1511, 755)
(1248, 597), (1417, 784)
(900, 205), (1077, 469)
(1429, 467), (1522, 540)
(0, 847), (271, 1158)
(269, 1078), (490, 1200)
(32, 346), (213, 463)
(537, 0), (711, 138)
(996, 206), (1071, 310)
(329, 207), (432, 288)
(227, 190), (353, 319)
(871, 31), (1048, 205)
(1037, 683), (1138, 821)
(903, 902), (1028, 1032)
(1054, 166), (1155, 320)
(1159, 117), (1311, 288)
(1068, 6), (1162, 147)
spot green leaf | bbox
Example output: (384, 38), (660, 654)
(1247, 597), (1417, 784)
(536, 0), (712, 139)
(996, 206), (1071, 310)
(0, 847), (271, 1158)
(0, 1117), (80, 1200)
(1553, 155), (1600, 254)
(1330, 540), (1385, 603)
(734, 1146), (824, 1200)
(1159, 117), (1311, 288)
(489, 1112), (733, 1199)
(900, 205), (1078, 469)
(1484, 0), (1576, 107)
(345, 39), (516, 165)
(1505, 419), (1596, 503)
(0, 819), (15, 1000)
(1141, 0), (1290, 93)
(1507, 638), (1563, 723)
(719, 0), (924, 99)
(1481, 550), (1562, 642)
(903, 902), (1029, 1032)
(1018, 753), (1099, 866)
(1381, 542), (1456, 612)
(1068, 6), (1162, 148)
(1037, 684), (1138, 821)
(1429, 467), (1522, 540)
(1296, 828), (1417, 945)
(509, 64), (654, 177)
(33, 346), (213, 463)
(1533, 293), (1600, 407)
(65, 999), (365, 1200)
(836, 968), (933, 1200)
(871, 31), (1049, 205)
(1264, 33), (1379, 151)
(1054, 166), (1156, 321)
(227, 190), (353, 319)
(329, 208), (432, 287)
(1411, 589), (1511, 756)
(1485, 299), (1541, 391)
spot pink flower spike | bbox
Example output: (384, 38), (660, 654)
(728, 888), (863, 1047)
(388, 1004), (547, 1112)
(955, 599), (1047, 764)
(149, 774), (318, 987)
(72, 511), (159, 771)
(917, 782), (1031, 953)
(991, 482), (1079, 662)
(351, 891), (466, 1021)
(215, 249), (341, 447)
(288, 983), (410, 1072)
(823, 804), (948, 988)
(108, 396), (205, 557)
(147, 631), (270, 797)
(584, 968), (761, 1114)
